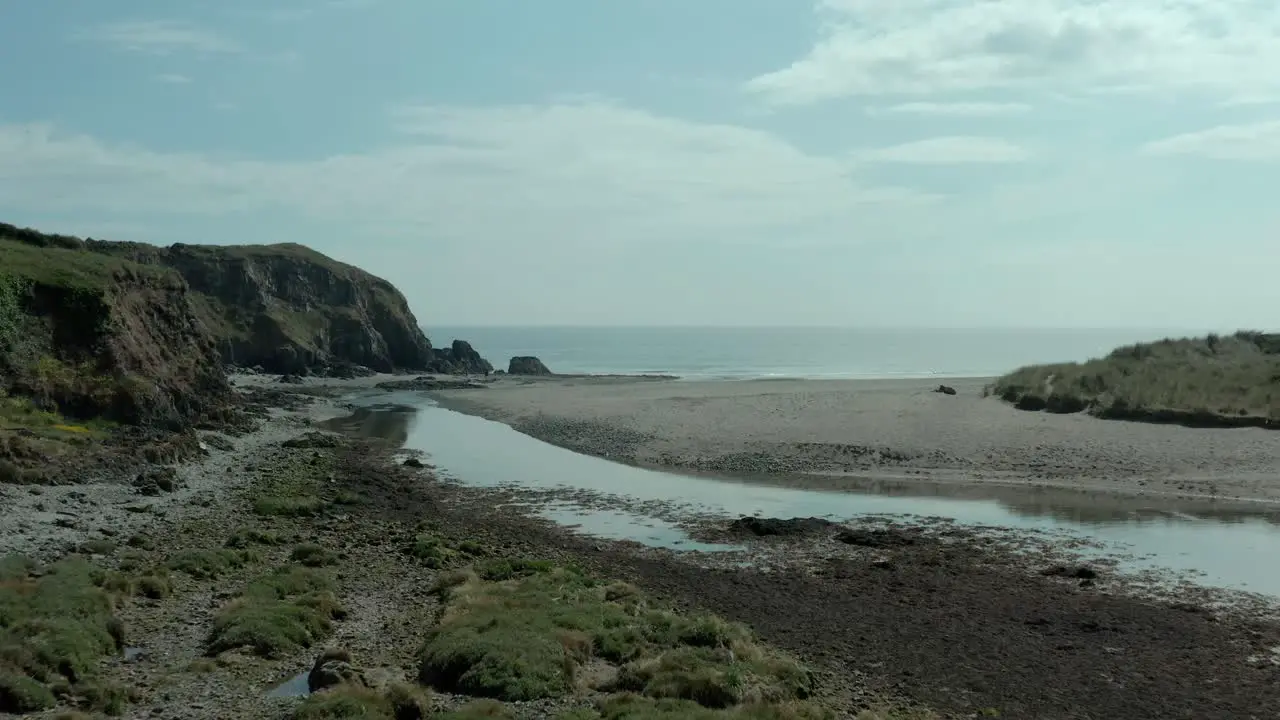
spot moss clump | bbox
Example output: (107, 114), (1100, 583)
(0, 557), (126, 713)
(0, 670), (56, 712)
(418, 566), (811, 706)
(134, 574), (171, 599)
(225, 528), (283, 549)
(78, 539), (118, 556)
(406, 534), (456, 569)
(253, 495), (325, 518)
(290, 682), (431, 720)
(207, 566), (344, 658)
(291, 543), (338, 567)
(168, 548), (260, 580)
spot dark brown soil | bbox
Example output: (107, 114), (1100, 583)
(334, 437), (1280, 720)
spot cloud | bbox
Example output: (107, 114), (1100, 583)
(747, 0), (1280, 104)
(81, 20), (240, 55)
(155, 73), (193, 85)
(0, 102), (938, 249)
(1143, 121), (1280, 161)
(870, 102), (1031, 117)
(859, 136), (1031, 164)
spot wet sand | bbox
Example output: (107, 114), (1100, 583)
(433, 375), (1280, 504)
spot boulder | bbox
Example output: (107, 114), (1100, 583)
(933, 385), (957, 396)
(508, 356), (552, 375)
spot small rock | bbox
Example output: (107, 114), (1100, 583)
(308, 648), (365, 692)
(132, 468), (181, 496)
(403, 457), (424, 468)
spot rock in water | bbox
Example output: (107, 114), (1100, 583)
(508, 356), (552, 375)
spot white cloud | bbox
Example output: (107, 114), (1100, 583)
(859, 136), (1031, 164)
(0, 102), (938, 248)
(81, 20), (240, 55)
(1143, 121), (1280, 160)
(748, 0), (1280, 104)
(870, 102), (1031, 117)
(155, 73), (193, 85)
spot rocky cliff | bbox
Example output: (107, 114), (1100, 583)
(0, 224), (230, 430)
(85, 239), (489, 376)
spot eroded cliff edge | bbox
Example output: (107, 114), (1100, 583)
(88, 237), (488, 376)
(1, 222), (489, 425)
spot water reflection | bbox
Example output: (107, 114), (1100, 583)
(323, 396), (1280, 595)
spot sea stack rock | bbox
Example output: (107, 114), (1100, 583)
(508, 356), (552, 375)
(426, 340), (494, 375)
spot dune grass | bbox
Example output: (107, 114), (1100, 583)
(418, 563), (814, 709)
(989, 331), (1280, 427)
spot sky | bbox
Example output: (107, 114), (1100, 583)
(1, 0), (1278, 329)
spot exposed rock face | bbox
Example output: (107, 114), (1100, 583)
(508, 356), (552, 375)
(87, 240), (443, 375)
(0, 224), (231, 429)
(425, 340), (493, 375)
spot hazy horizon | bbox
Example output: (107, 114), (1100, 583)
(4, 2), (1279, 329)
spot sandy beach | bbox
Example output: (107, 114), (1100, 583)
(433, 375), (1280, 504)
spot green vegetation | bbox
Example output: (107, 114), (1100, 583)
(0, 273), (26, 352)
(291, 543), (339, 567)
(207, 566), (344, 658)
(418, 564), (813, 709)
(990, 332), (1280, 427)
(168, 548), (260, 580)
(253, 494), (326, 517)
(0, 556), (126, 713)
(225, 528), (284, 549)
(0, 238), (169, 295)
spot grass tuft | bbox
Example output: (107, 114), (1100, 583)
(168, 548), (260, 580)
(207, 566), (343, 658)
(291, 543), (339, 567)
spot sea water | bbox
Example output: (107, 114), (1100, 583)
(426, 326), (1207, 380)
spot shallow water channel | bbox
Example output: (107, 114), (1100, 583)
(323, 392), (1280, 597)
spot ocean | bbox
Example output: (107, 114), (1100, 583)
(426, 327), (1201, 380)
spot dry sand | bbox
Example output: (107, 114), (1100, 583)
(434, 375), (1280, 505)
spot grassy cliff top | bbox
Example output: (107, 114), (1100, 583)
(990, 331), (1280, 426)
(0, 237), (172, 292)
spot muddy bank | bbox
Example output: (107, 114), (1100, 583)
(431, 375), (1280, 504)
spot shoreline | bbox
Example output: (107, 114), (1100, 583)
(2, 378), (1279, 718)
(428, 374), (1280, 507)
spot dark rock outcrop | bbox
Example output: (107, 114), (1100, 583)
(425, 340), (492, 375)
(508, 356), (552, 375)
(727, 516), (833, 537)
